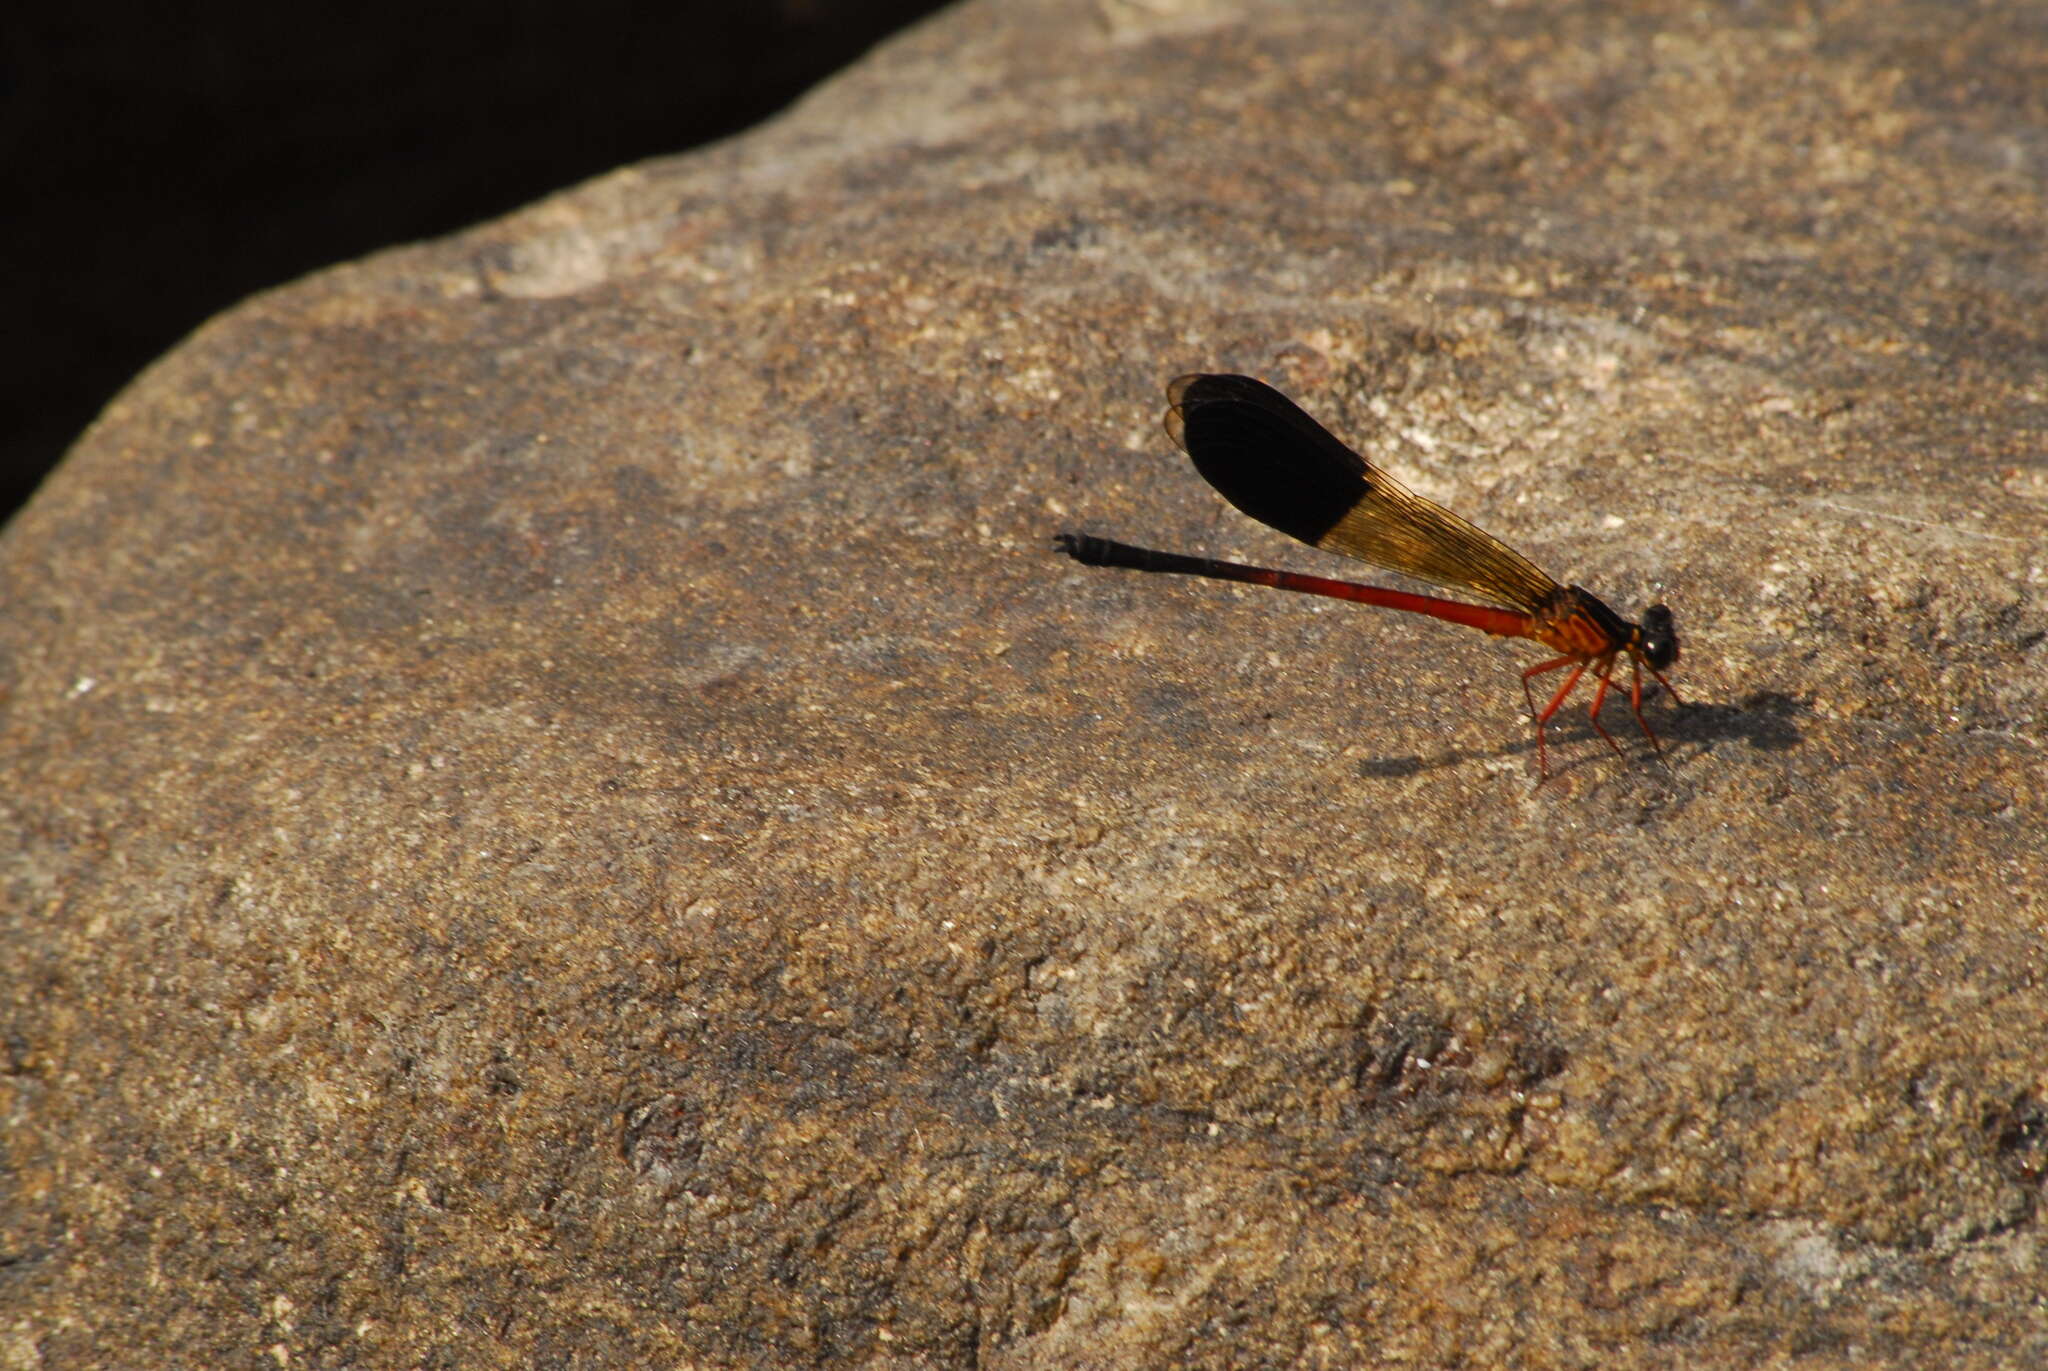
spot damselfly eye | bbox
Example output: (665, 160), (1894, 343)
(1639, 605), (1679, 670)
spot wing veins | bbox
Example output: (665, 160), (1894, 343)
(1166, 373), (1559, 613)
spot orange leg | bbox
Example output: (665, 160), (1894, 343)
(1643, 661), (1685, 710)
(1521, 654), (1588, 780)
(1583, 656), (1626, 757)
(1623, 655), (1665, 757)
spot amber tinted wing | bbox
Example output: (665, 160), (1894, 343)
(1164, 373), (1560, 613)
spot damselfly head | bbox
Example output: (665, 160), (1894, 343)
(1639, 604), (1679, 670)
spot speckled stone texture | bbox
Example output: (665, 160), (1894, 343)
(3, 1), (2044, 1366)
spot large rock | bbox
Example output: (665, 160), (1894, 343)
(4, 0), (2043, 1365)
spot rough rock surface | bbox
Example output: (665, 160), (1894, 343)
(3, 1), (2044, 1366)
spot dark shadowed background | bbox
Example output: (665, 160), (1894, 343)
(1, 0), (954, 525)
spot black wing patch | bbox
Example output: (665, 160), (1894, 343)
(1165, 373), (1370, 548)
